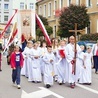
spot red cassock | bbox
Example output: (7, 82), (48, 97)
(59, 49), (65, 58)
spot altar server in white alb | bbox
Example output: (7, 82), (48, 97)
(79, 46), (93, 85)
(56, 40), (67, 85)
(31, 42), (42, 83)
(65, 36), (81, 88)
(43, 46), (55, 88)
(52, 39), (59, 82)
(40, 41), (47, 74)
(77, 45), (86, 81)
(21, 41), (33, 81)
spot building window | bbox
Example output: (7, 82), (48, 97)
(20, 2), (24, 9)
(54, 0), (57, 15)
(39, 5), (42, 15)
(4, 4), (9, 10)
(59, 0), (63, 9)
(86, 0), (91, 7)
(4, 15), (8, 21)
(88, 0), (91, 6)
(43, 5), (46, 17)
(87, 22), (90, 34)
(53, 25), (57, 37)
(30, 3), (34, 9)
(69, 0), (71, 5)
(76, 0), (80, 5)
(67, 0), (71, 6)
(48, 2), (52, 17)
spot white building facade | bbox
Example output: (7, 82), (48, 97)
(0, 0), (12, 24)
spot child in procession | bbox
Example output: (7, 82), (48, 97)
(43, 46), (55, 88)
(10, 45), (24, 89)
(79, 46), (93, 85)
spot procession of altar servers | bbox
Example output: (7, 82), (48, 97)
(21, 37), (92, 88)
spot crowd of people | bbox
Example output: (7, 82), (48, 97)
(1, 35), (98, 89)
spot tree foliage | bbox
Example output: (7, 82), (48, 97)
(58, 4), (90, 37)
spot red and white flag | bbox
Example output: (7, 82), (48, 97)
(8, 22), (18, 46)
(0, 9), (18, 38)
(36, 14), (51, 45)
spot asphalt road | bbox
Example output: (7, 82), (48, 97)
(0, 56), (98, 98)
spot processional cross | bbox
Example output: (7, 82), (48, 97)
(69, 23), (84, 75)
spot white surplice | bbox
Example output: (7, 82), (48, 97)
(77, 51), (85, 80)
(43, 52), (55, 85)
(31, 48), (42, 82)
(65, 43), (81, 83)
(52, 47), (59, 81)
(40, 47), (47, 74)
(56, 46), (66, 83)
(21, 47), (33, 81)
(79, 52), (92, 83)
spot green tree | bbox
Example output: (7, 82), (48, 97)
(36, 15), (53, 38)
(58, 4), (90, 37)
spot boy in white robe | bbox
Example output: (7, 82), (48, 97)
(43, 46), (55, 88)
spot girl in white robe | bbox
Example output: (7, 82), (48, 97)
(79, 46), (92, 84)
(56, 40), (67, 84)
(52, 39), (59, 82)
(77, 45), (85, 82)
(43, 46), (55, 88)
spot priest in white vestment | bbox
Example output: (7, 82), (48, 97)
(65, 36), (81, 88)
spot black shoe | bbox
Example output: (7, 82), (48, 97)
(37, 81), (41, 83)
(0, 69), (2, 72)
(59, 82), (62, 85)
(32, 81), (35, 83)
(46, 84), (51, 88)
(55, 80), (57, 82)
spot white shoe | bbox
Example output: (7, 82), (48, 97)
(17, 85), (21, 89)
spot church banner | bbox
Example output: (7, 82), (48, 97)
(17, 10), (35, 41)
